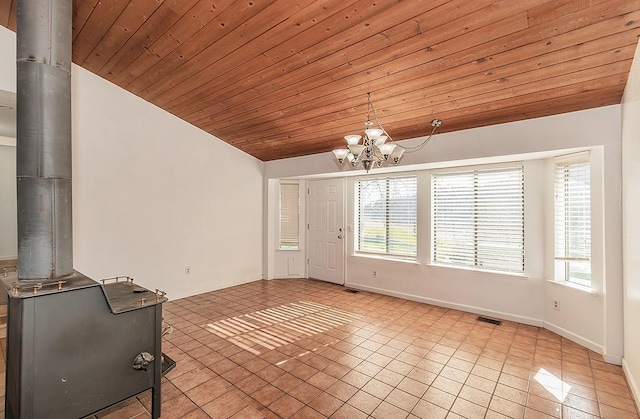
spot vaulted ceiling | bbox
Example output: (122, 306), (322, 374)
(1, 0), (639, 161)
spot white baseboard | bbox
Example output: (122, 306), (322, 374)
(543, 320), (611, 361)
(170, 277), (262, 300)
(622, 358), (640, 409)
(603, 353), (623, 365)
(347, 282), (544, 327)
(263, 274), (305, 280)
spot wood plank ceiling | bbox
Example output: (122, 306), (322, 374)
(1, 0), (639, 161)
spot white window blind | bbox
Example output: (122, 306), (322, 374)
(279, 182), (299, 250)
(554, 153), (591, 286)
(432, 166), (525, 273)
(357, 176), (417, 258)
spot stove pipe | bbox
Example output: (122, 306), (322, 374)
(16, 0), (73, 281)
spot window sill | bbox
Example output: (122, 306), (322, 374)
(546, 279), (597, 295)
(427, 263), (529, 279)
(352, 252), (419, 265)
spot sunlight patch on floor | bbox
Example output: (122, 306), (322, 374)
(534, 367), (571, 402)
(204, 301), (361, 354)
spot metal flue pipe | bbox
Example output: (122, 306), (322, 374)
(16, 0), (73, 280)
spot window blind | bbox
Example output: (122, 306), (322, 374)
(432, 166), (525, 273)
(279, 182), (299, 250)
(554, 152), (591, 286)
(357, 176), (417, 258)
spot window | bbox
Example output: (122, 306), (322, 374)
(554, 153), (591, 287)
(279, 182), (299, 250)
(357, 176), (417, 258)
(432, 165), (525, 273)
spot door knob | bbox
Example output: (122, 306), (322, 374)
(338, 235), (343, 239)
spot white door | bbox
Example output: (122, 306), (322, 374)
(308, 178), (345, 285)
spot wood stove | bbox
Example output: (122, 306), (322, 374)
(3, 274), (169, 418)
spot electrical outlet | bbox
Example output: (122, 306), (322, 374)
(552, 299), (559, 311)
(373, 270), (377, 278)
(185, 266), (191, 275)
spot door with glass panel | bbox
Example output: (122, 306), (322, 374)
(307, 178), (345, 285)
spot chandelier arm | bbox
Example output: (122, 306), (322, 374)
(399, 124), (439, 153)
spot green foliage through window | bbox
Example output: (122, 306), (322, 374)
(357, 176), (417, 258)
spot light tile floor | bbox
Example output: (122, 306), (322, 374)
(2, 278), (639, 418)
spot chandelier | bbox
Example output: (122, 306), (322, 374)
(333, 93), (442, 172)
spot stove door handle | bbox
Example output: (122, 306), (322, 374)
(133, 352), (155, 370)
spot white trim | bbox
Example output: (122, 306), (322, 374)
(0, 136), (15, 147)
(603, 353), (623, 366)
(278, 181), (301, 250)
(622, 358), (640, 408)
(429, 262), (530, 280)
(263, 275), (304, 280)
(546, 279), (598, 295)
(554, 150), (590, 166)
(170, 277), (263, 300)
(352, 252), (419, 265)
(427, 160), (526, 176)
(543, 320), (604, 356)
(263, 267), (306, 280)
(347, 282), (543, 327)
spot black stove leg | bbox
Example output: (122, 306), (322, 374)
(152, 306), (163, 418)
(151, 382), (161, 419)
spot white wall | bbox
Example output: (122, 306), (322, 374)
(622, 40), (640, 406)
(0, 137), (17, 260)
(0, 27), (15, 93)
(264, 105), (624, 362)
(1, 27), (18, 260)
(0, 26), (264, 300)
(71, 69), (264, 300)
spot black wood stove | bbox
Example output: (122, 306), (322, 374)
(3, 274), (170, 418)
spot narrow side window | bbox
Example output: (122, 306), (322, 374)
(279, 182), (299, 250)
(554, 153), (591, 287)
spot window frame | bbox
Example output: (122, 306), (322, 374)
(431, 164), (525, 274)
(553, 152), (591, 288)
(279, 181), (300, 251)
(355, 175), (418, 260)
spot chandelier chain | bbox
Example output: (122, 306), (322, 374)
(398, 123), (440, 152)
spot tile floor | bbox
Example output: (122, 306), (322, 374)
(2, 278), (639, 418)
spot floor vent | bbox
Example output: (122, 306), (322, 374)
(477, 316), (502, 326)
(344, 289), (359, 294)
